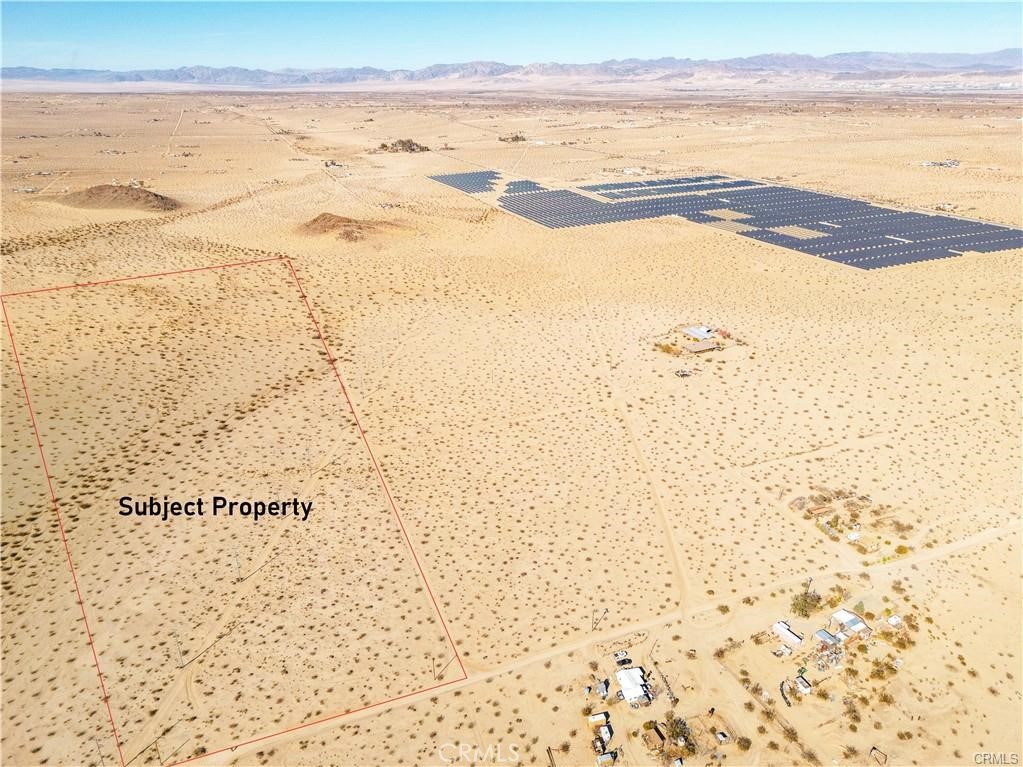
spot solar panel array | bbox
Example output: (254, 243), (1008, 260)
(580, 175), (729, 194)
(504, 180), (548, 194)
(597, 179), (764, 200)
(493, 173), (1023, 270)
(429, 170), (502, 194)
(425, 168), (1022, 269)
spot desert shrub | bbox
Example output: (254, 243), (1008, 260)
(791, 590), (822, 617)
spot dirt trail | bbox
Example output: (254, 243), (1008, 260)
(123, 414), (361, 762)
(166, 108), (185, 157)
(612, 394), (691, 610)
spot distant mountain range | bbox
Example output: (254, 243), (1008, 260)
(4, 49), (1020, 86)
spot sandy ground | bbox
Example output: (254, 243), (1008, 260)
(1, 91), (1020, 767)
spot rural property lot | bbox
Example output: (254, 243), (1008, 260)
(1, 258), (462, 766)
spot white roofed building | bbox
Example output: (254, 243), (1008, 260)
(615, 667), (652, 705)
(683, 325), (715, 341)
(773, 620), (803, 646)
(833, 609), (870, 635)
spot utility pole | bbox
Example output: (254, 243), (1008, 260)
(92, 737), (106, 767)
(234, 549), (242, 582)
(592, 608), (608, 632)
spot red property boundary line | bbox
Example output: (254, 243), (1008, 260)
(1, 256), (467, 766)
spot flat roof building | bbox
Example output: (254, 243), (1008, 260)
(615, 667), (651, 705)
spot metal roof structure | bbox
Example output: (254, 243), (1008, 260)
(773, 620), (804, 646)
(833, 609), (870, 634)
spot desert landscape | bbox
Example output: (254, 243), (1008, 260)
(2, 45), (1021, 767)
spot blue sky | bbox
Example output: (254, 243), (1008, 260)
(3, 2), (1021, 70)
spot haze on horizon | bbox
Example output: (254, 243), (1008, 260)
(3, 1), (1022, 71)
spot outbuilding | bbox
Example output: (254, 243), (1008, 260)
(815, 629), (840, 647)
(772, 620), (803, 646)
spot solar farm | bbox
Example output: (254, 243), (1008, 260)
(429, 170), (1023, 270)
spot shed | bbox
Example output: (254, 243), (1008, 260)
(642, 724), (665, 751)
(589, 712), (609, 725)
(599, 725), (613, 744)
(596, 753), (616, 767)
(815, 629), (840, 647)
(794, 675), (813, 694)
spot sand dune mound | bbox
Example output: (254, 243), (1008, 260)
(298, 212), (378, 241)
(61, 184), (181, 211)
